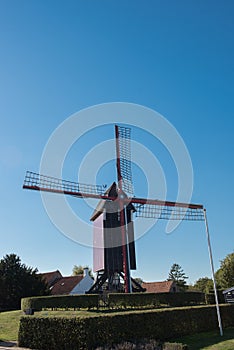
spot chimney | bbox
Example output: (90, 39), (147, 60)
(83, 267), (89, 277)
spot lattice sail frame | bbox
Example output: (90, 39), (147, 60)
(116, 125), (204, 221)
(23, 171), (105, 196)
(117, 126), (134, 196)
(135, 203), (204, 221)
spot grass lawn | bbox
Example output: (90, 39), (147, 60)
(0, 309), (104, 341)
(0, 309), (234, 349)
(0, 310), (22, 341)
(174, 328), (234, 350)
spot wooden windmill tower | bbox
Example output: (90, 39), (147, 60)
(89, 181), (139, 293)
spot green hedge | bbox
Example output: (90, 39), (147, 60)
(206, 291), (225, 305)
(21, 292), (205, 313)
(18, 304), (234, 350)
(21, 294), (99, 312)
(108, 292), (205, 308)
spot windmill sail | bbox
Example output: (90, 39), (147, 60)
(23, 171), (105, 197)
(115, 125), (134, 196)
(134, 202), (204, 221)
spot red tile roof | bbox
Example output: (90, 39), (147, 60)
(39, 270), (63, 288)
(142, 280), (176, 293)
(50, 276), (84, 295)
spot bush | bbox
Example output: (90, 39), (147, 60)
(18, 304), (234, 350)
(21, 294), (99, 312)
(205, 291), (225, 305)
(108, 292), (205, 309)
(108, 293), (159, 308)
(95, 339), (187, 349)
(21, 292), (205, 313)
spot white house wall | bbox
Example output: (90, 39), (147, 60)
(70, 275), (94, 295)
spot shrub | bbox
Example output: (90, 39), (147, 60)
(21, 294), (99, 312)
(95, 339), (187, 349)
(18, 304), (234, 350)
(108, 292), (205, 309)
(205, 291), (225, 305)
(21, 292), (205, 313)
(108, 293), (159, 308)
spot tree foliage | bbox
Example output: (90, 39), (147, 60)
(72, 265), (93, 277)
(167, 263), (188, 291)
(193, 277), (213, 293)
(192, 252), (234, 292)
(0, 254), (49, 310)
(217, 252), (234, 289)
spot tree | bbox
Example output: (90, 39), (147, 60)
(193, 277), (213, 293)
(72, 265), (93, 277)
(168, 263), (188, 291)
(217, 252), (234, 289)
(0, 254), (49, 310)
(214, 268), (225, 290)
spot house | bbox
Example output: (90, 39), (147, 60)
(141, 280), (179, 293)
(40, 268), (94, 295)
(223, 286), (234, 303)
(39, 270), (63, 288)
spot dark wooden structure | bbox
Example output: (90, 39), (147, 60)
(88, 182), (144, 293)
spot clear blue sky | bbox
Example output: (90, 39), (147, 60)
(0, 0), (233, 284)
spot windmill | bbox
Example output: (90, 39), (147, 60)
(23, 124), (204, 292)
(23, 124), (223, 335)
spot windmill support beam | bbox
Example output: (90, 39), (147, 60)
(87, 271), (108, 294)
(23, 184), (111, 201)
(87, 271), (145, 294)
(115, 125), (132, 293)
(131, 197), (203, 209)
(204, 209), (223, 337)
(23, 172), (203, 212)
(119, 201), (131, 293)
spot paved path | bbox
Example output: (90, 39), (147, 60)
(0, 341), (31, 349)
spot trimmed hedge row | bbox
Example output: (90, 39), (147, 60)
(18, 304), (234, 349)
(108, 292), (205, 308)
(21, 294), (99, 312)
(21, 292), (205, 313)
(206, 291), (225, 305)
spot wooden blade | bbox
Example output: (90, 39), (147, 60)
(131, 197), (204, 221)
(23, 171), (110, 200)
(115, 125), (134, 195)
